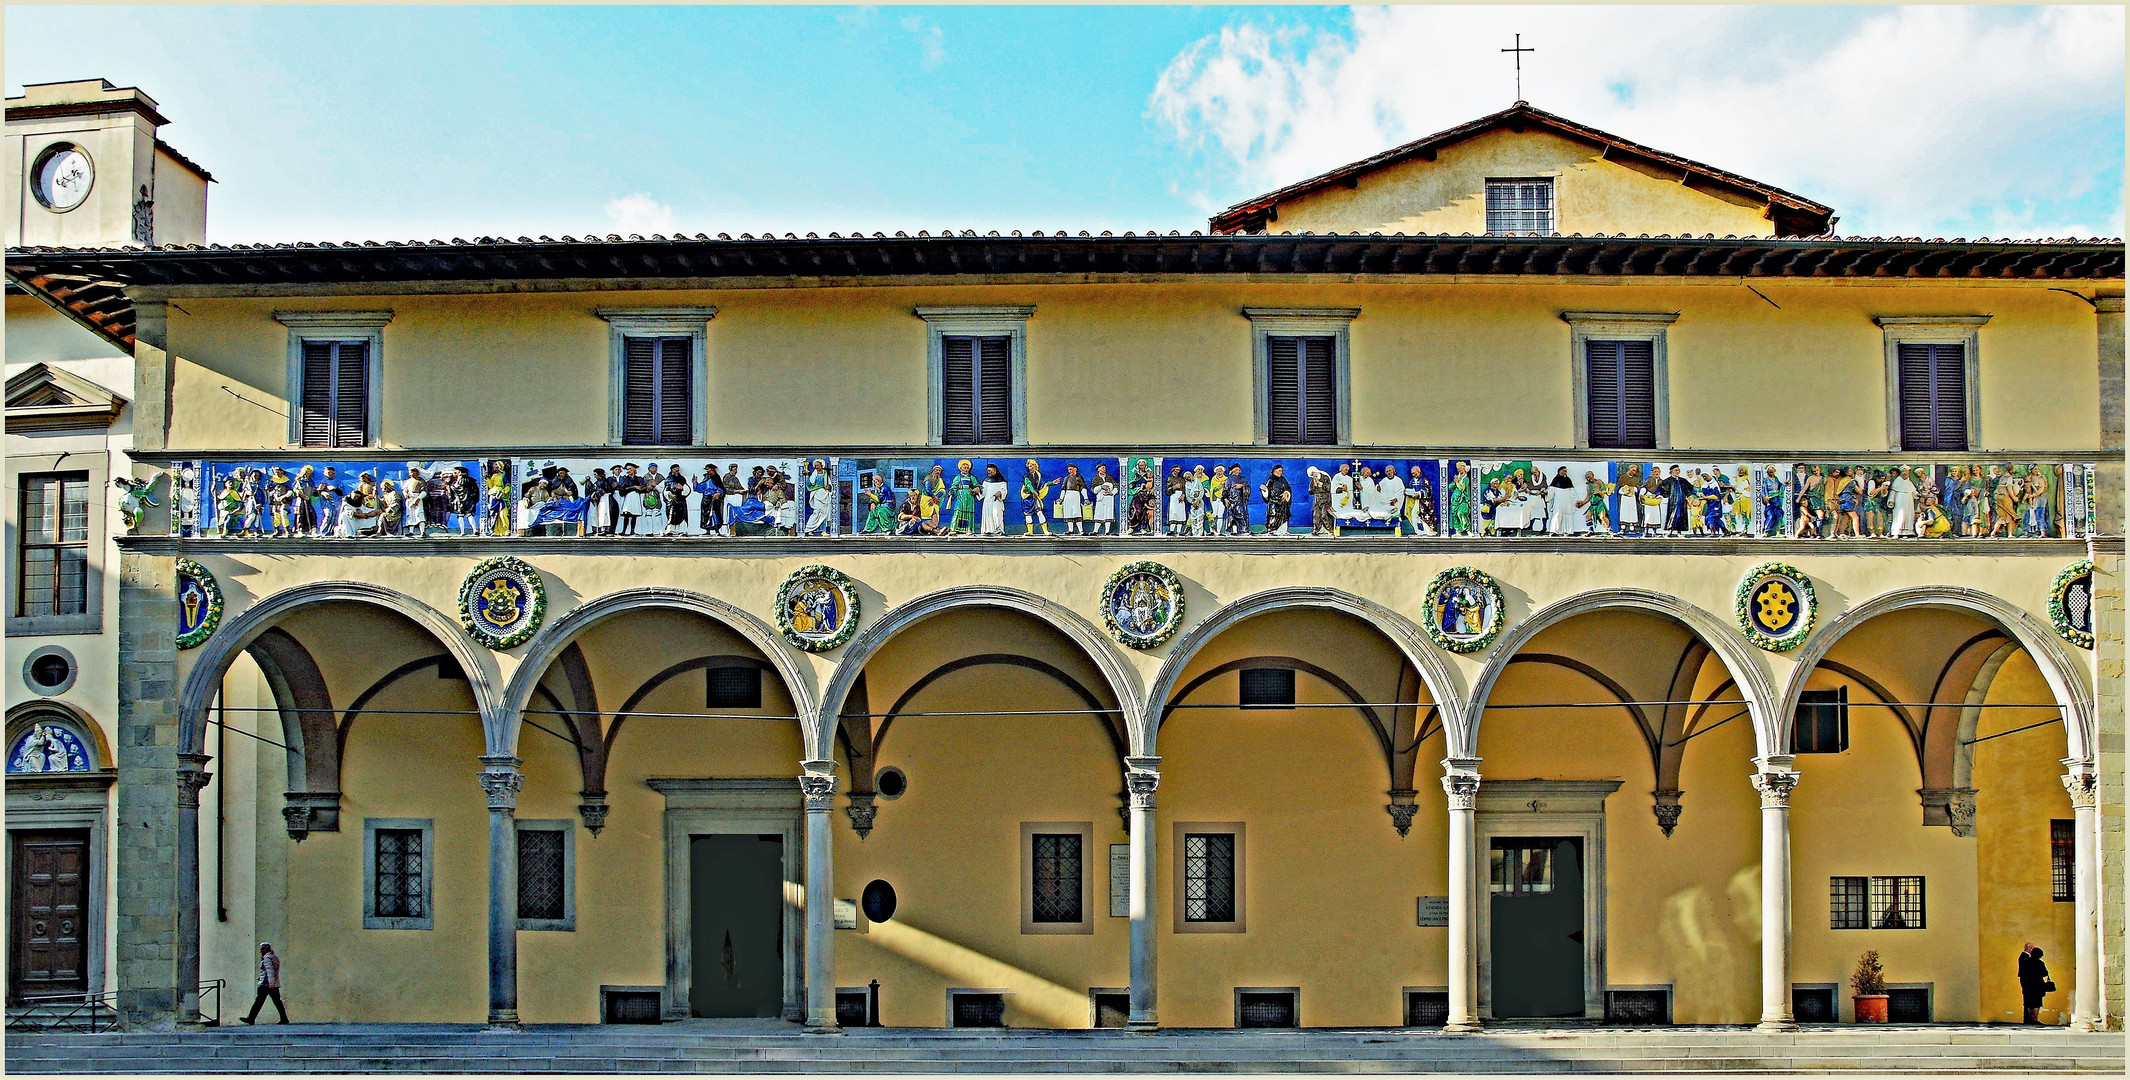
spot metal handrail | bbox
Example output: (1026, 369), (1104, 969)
(6, 988), (118, 1033)
(195, 979), (225, 1027)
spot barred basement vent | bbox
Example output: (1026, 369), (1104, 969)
(1404, 990), (1449, 1028)
(1887, 986), (1933, 1023)
(602, 989), (661, 1024)
(1236, 989), (1298, 1028)
(951, 992), (1005, 1028)
(835, 989), (871, 1028)
(1792, 985), (1838, 1023)
(1604, 988), (1672, 1025)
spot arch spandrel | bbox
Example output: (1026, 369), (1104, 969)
(176, 580), (504, 759)
(814, 585), (1144, 763)
(501, 587), (819, 759)
(1463, 588), (1780, 762)
(1779, 585), (2097, 765)
(1141, 586), (1466, 758)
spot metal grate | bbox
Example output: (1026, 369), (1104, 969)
(1869, 876), (1925, 929)
(705, 666), (762, 709)
(1404, 991), (1448, 1028)
(1793, 986), (1837, 1023)
(603, 990), (661, 1024)
(1031, 834), (1083, 923)
(1829, 876), (1868, 929)
(1605, 989), (1672, 1025)
(835, 989), (871, 1028)
(1485, 177), (1555, 236)
(951, 993), (1005, 1028)
(1886, 986), (1932, 1023)
(374, 829), (425, 918)
(1237, 991), (1297, 1028)
(2052, 820), (2074, 902)
(1239, 668), (1297, 708)
(1184, 833), (1236, 922)
(516, 829), (565, 921)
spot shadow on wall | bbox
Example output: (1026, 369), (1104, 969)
(852, 914), (1089, 1028)
(1656, 865), (1761, 1024)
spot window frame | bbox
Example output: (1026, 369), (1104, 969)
(916, 305), (1033, 446)
(514, 818), (576, 931)
(1245, 308), (1355, 446)
(362, 817), (435, 930)
(14, 471), (93, 623)
(1561, 311), (1677, 450)
(1792, 687), (1850, 754)
(1485, 176), (1557, 236)
(1875, 315), (1988, 452)
(7, 453), (107, 638)
(1172, 821), (1246, 934)
(597, 307), (717, 448)
(1019, 821), (1093, 935)
(2052, 819), (2075, 903)
(274, 311), (391, 448)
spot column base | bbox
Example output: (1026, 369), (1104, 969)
(2069, 1016), (2097, 1032)
(803, 1023), (844, 1035)
(1127, 1018), (1159, 1033)
(485, 1010), (520, 1029)
(1754, 1019), (1798, 1032)
(1443, 1019), (1483, 1034)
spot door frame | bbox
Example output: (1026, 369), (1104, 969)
(1474, 780), (1621, 1020)
(648, 778), (804, 1022)
(5, 772), (113, 1003)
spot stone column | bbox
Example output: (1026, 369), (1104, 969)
(1751, 756), (1801, 1032)
(479, 755), (523, 1028)
(800, 760), (840, 1032)
(2063, 761), (2102, 1030)
(114, 551), (180, 1030)
(1442, 757), (1482, 1032)
(1124, 756), (1161, 1030)
(174, 753), (213, 1027)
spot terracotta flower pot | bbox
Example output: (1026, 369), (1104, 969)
(1853, 994), (1889, 1023)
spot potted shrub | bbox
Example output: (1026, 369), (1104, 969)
(1851, 950), (1888, 1023)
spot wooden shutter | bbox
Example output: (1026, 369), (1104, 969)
(330, 343), (369, 447)
(1266, 335), (1336, 446)
(656, 337), (691, 445)
(941, 336), (977, 444)
(1585, 339), (1656, 450)
(299, 342), (335, 447)
(1898, 343), (1968, 451)
(940, 335), (1012, 445)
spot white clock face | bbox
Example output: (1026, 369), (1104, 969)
(35, 146), (93, 212)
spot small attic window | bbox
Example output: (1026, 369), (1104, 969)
(1486, 177), (1554, 236)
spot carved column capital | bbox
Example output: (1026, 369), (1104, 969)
(844, 792), (878, 838)
(1652, 790), (1684, 837)
(2061, 769), (2098, 809)
(282, 804), (314, 842)
(1385, 793), (1419, 838)
(478, 754), (523, 812)
(577, 791), (610, 836)
(1751, 770), (1800, 809)
(799, 760), (840, 811)
(175, 752), (214, 811)
(1441, 772), (1481, 811)
(1124, 755), (1162, 811)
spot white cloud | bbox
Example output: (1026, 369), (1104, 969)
(1151, 6), (2124, 236)
(603, 193), (677, 236)
(901, 15), (947, 71)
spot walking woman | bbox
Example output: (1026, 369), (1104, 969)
(240, 942), (288, 1024)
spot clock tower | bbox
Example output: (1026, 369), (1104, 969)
(5, 78), (210, 250)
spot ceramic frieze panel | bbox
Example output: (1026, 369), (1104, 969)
(1786, 461), (2079, 539)
(1152, 457), (1445, 537)
(837, 456), (1121, 536)
(201, 459), (498, 537)
(512, 456), (812, 536)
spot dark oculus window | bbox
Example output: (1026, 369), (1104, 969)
(298, 340), (370, 448)
(1792, 688), (1850, 754)
(1184, 833), (1237, 922)
(373, 828), (426, 919)
(1584, 339), (1656, 450)
(1897, 343), (1969, 451)
(516, 829), (566, 922)
(2052, 820), (2074, 903)
(1265, 335), (1337, 445)
(17, 473), (90, 617)
(622, 336), (692, 446)
(1030, 833), (1084, 923)
(941, 335), (1013, 445)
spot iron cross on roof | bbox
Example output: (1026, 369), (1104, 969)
(1502, 33), (1535, 103)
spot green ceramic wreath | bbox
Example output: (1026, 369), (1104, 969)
(174, 558), (223, 650)
(776, 564), (861, 652)
(1422, 567), (1506, 654)
(458, 555), (546, 650)
(2049, 560), (2095, 650)
(1735, 561), (1816, 652)
(1100, 561), (1186, 649)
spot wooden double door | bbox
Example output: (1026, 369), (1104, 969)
(9, 829), (91, 1002)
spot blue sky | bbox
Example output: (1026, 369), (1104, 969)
(7, 6), (2121, 244)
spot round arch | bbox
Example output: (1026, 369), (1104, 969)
(500, 587), (818, 758)
(1462, 588), (1779, 760)
(176, 580), (502, 758)
(1141, 587), (1465, 757)
(1777, 585), (2097, 764)
(6, 698), (112, 772)
(814, 586), (1144, 762)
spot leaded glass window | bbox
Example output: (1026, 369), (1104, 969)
(1184, 833), (1236, 923)
(2052, 820), (2074, 903)
(374, 828), (425, 919)
(1030, 833), (1082, 923)
(517, 828), (566, 922)
(1830, 876), (1868, 929)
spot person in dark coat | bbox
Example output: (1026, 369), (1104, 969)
(240, 942), (288, 1024)
(2018, 943), (2052, 1024)
(1661, 465), (1694, 534)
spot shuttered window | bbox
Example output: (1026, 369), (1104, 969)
(1897, 343), (1969, 451)
(622, 336), (693, 446)
(297, 341), (370, 448)
(1265, 335), (1337, 445)
(941, 335), (1013, 445)
(1585, 339), (1657, 449)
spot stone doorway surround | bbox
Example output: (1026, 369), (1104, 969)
(648, 779), (805, 1023)
(1473, 780), (1621, 1021)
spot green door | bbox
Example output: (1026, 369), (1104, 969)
(1489, 837), (1585, 1018)
(690, 834), (786, 1018)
